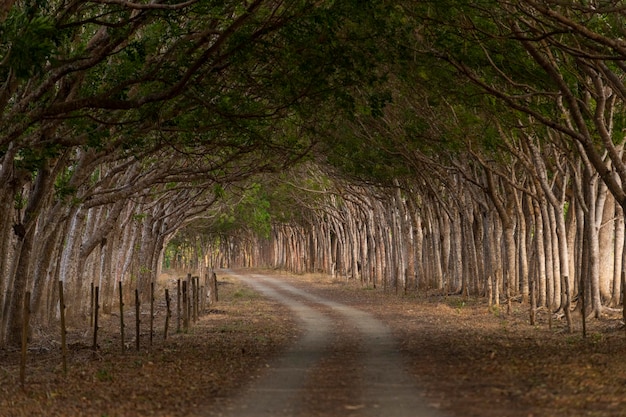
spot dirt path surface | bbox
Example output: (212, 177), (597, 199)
(212, 271), (446, 417)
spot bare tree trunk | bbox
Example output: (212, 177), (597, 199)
(533, 197), (547, 307)
(515, 192), (530, 303)
(544, 204), (563, 311)
(451, 211), (464, 294)
(574, 156), (606, 318)
(599, 193), (616, 303)
(612, 208), (624, 307)
(492, 218), (503, 308)
(30, 221), (65, 323)
(406, 195), (424, 292)
(3, 160), (56, 346)
(439, 211), (451, 293)
(0, 146), (21, 328)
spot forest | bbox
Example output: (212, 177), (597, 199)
(1, 0), (626, 349)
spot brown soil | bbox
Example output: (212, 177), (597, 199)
(2, 269), (626, 417)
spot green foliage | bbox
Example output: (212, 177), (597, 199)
(238, 184), (272, 239)
(368, 91), (393, 118)
(0, 8), (59, 79)
(213, 183), (272, 239)
(95, 368), (113, 382)
(264, 170), (331, 224)
(325, 130), (414, 183)
(12, 144), (65, 178)
(14, 191), (26, 211)
(232, 288), (259, 300)
(0, 0), (409, 202)
(54, 167), (77, 201)
(488, 304), (501, 317)
(133, 213), (147, 223)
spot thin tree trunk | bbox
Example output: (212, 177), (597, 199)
(612, 209), (624, 306)
(533, 197), (547, 307)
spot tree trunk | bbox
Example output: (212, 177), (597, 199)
(599, 193), (616, 303)
(3, 160), (55, 346)
(533, 197), (547, 307)
(515, 192), (529, 303)
(612, 208), (624, 307)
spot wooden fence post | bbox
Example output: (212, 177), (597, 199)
(20, 291), (31, 389)
(182, 280), (188, 332)
(210, 272), (218, 304)
(119, 282), (125, 353)
(196, 277), (200, 317)
(164, 289), (171, 340)
(135, 289), (140, 351)
(176, 279), (181, 333)
(58, 281), (68, 376)
(622, 269), (626, 338)
(92, 286), (99, 350)
(203, 273), (209, 312)
(529, 272), (536, 326)
(200, 284), (205, 315)
(150, 282), (154, 346)
(192, 277), (198, 323)
(89, 282), (94, 328)
(186, 273), (192, 327)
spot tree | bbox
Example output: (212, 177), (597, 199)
(0, 0), (401, 345)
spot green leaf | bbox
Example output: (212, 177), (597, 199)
(2, 11), (58, 78)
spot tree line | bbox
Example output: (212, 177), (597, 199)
(177, 1), (626, 333)
(3, 0), (626, 346)
(0, 0), (390, 346)
(207, 158), (623, 334)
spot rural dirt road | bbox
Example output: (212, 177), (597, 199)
(209, 271), (447, 417)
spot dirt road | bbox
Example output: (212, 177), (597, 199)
(209, 271), (447, 417)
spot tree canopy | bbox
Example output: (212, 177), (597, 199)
(2, 0), (626, 345)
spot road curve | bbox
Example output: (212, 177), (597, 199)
(210, 271), (447, 417)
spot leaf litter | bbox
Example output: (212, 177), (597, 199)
(1, 270), (626, 417)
